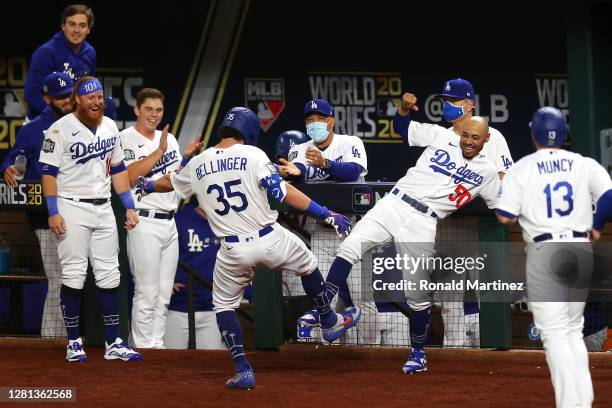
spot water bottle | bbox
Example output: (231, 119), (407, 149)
(14, 150), (27, 181)
(0, 233), (11, 274)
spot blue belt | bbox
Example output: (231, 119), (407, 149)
(391, 188), (437, 218)
(533, 231), (588, 242)
(225, 225), (273, 243)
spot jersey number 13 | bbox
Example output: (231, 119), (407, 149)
(543, 181), (573, 218)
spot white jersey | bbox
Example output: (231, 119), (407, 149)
(496, 148), (612, 242)
(170, 144), (278, 237)
(39, 113), (123, 198)
(395, 121), (500, 219)
(288, 133), (367, 181)
(120, 126), (181, 212)
(449, 125), (513, 173)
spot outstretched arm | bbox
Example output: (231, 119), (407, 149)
(261, 173), (351, 237)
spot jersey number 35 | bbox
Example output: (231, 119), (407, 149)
(207, 179), (249, 216)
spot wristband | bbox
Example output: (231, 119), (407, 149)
(180, 157), (190, 168)
(306, 200), (330, 219)
(46, 195), (59, 216)
(119, 191), (135, 209)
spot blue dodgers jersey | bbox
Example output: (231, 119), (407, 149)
(168, 203), (220, 313)
(24, 31), (96, 118)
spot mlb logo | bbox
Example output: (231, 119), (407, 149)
(352, 186), (375, 213)
(244, 78), (286, 131)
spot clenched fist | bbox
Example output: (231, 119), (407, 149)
(398, 93), (419, 115)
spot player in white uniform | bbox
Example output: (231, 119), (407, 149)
(135, 107), (356, 389)
(119, 88), (201, 348)
(39, 77), (141, 362)
(496, 107), (612, 408)
(317, 92), (500, 373)
(434, 78), (514, 347)
(280, 99), (407, 345)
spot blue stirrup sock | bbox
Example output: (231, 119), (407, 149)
(410, 306), (431, 350)
(325, 257), (354, 300)
(60, 284), (82, 341)
(96, 286), (121, 344)
(216, 310), (251, 372)
(338, 280), (355, 309)
(301, 268), (337, 327)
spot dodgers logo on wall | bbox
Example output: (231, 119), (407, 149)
(244, 78), (285, 131)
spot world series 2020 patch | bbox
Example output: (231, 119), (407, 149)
(42, 138), (56, 153)
(123, 149), (136, 161)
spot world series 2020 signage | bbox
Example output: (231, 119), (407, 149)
(0, 181), (45, 210)
(308, 72), (403, 143)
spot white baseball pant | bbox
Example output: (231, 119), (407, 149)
(163, 310), (226, 349)
(213, 223), (317, 312)
(527, 240), (593, 408)
(128, 215), (178, 348)
(55, 198), (120, 290)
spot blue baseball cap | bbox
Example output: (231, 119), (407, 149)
(43, 72), (74, 97)
(304, 99), (333, 117)
(437, 78), (475, 101)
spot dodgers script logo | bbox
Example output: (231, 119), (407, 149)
(148, 150), (179, 176)
(429, 149), (485, 186)
(70, 136), (117, 164)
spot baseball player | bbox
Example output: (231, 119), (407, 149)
(119, 88), (200, 349)
(1, 72), (74, 337)
(39, 76), (141, 362)
(396, 78), (514, 347)
(164, 197), (225, 349)
(24, 4), (96, 121)
(496, 107), (612, 408)
(136, 106), (355, 389)
(318, 92), (500, 373)
(279, 100), (405, 345)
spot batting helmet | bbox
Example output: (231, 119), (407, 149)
(220, 107), (260, 145)
(530, 107), (567, 147)
(275, 130), (310, 160)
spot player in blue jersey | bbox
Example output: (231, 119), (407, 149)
(24, 5), (96, 120)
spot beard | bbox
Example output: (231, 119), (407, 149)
(50, 102), (72, 118)
(76, 104), (103, 128)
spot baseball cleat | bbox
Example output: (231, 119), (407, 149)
(66, 338), (87, 362)
(297, 309), (322, 343)
(104, 338), (142, 361)
(322, 306), (361, 343)
(225, 369), (256, 390)
(297, 309), (320, 327)
(402, 348), (427, 374)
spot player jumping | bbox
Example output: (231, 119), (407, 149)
(305, 92), (501, 374)
(135, 107), (358, 389)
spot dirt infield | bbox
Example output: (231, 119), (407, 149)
(1, 340), (612, 408)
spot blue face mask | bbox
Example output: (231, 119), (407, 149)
(443, 100), (466, 122)
(306, 121), (329, 143)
